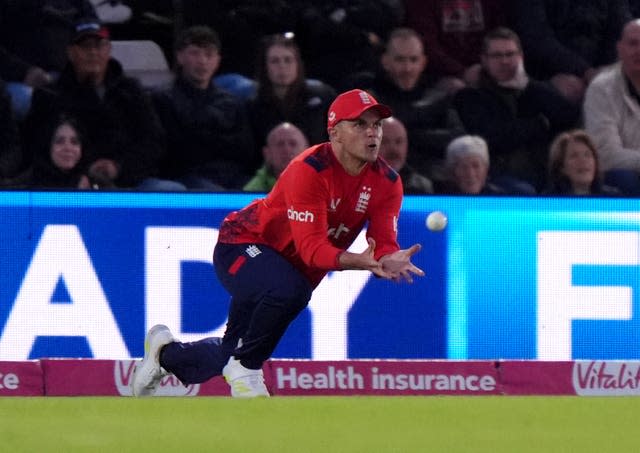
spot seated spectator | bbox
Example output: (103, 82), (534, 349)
(0, 1), (98, 118)
(153, 25), (255, 190)
(379, 116), (434, 194)
(544, 129), (621, 196)
(23, 19), (169, 190)
(247, 34), (336, 154)
(8, 114), (91, 189)
(441, 135), (505, 195)
(363, 27), (465, 181)
(405, 0), (508, 90)
(243, 122), (308, 192)
(508, 0), (631, 103)
(583, 19), (640, 195)
(0, 79), (22, 184)
(454, 27), (580, 192)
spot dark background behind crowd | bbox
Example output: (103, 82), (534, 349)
(1, 0), (640, 197)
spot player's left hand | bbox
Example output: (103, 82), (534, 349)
(379, 244), (425, 283)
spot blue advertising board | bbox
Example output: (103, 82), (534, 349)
(0, 191), (638, 361)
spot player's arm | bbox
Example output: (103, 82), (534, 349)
(282, 162), (346, 270)
(367, 177), (424, 283)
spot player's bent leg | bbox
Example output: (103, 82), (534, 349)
(130, 324), (176, 397)
(222, 356), (270, 398)
(160, 336), (233, 383)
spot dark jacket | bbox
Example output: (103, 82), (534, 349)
(153, 76), (256, 189)
(24, 59), (165, 187)
(0, 0), (97, 81)
(509, 0), (631, 79)
(248, 79), (335, 150)
(454, 72), (580, 188)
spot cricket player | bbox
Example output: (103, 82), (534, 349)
(131, 89), (425, 398)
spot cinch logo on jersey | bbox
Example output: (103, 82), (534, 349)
(288, 206), (315, 223)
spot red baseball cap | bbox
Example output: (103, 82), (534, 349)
(327, 89), (392, 129)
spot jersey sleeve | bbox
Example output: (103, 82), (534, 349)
(281, 161), (344, 270)
(367, 176), (402, 260)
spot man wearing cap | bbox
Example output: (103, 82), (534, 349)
(22, 18), (167, 189)
(131, 89), (425, 398)
(0, 0), (98, 118)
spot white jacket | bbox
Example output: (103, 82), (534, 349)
(584, 63), (640, 172)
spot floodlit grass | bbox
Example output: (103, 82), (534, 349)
(1, 396), (638, 452)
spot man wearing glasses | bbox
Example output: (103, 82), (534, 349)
(453, 27), (580, 193)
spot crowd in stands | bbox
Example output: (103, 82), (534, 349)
(2, 0), (640, 197)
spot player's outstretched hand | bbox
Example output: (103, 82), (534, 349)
(379, 244), (425, 283)
(339, 238), (393, 279)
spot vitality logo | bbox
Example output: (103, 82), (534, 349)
(114, 360), (200, 396)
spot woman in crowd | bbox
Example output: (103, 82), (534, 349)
(545, 129), (621, 196)
(10, 114), (91, 189)
(247, 33), (336, 152)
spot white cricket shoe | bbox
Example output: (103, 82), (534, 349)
(222, 356), (270, 398)
(130, 324), (175, 397)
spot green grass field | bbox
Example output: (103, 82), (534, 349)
(1, 396), (638, 452)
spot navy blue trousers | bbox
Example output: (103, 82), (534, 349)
(160, 242), (313, 384)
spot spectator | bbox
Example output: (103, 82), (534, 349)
(248, 34), (336, 155)
(454, 27), (580, 192)
(405, 0), (508, 89)
(244, 122), (308, 193)
(583, 19), (640, 195)
(8, 114), (91, 189)
(508, 0), (631, 103)
(153, 25), (255, 190)
(0, 1), (98, 118)
(364, 27), (465, 181)
(0, 79), (22, 184)
(442, 135), (505, 195)
(545, 129), (621, 196)
(23, 19), (169, 190)
(379, 116), (434, 194)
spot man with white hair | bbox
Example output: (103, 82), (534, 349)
(444, 135), (504, 194)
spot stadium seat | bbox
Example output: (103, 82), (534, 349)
(213, 73), (257, 100)
(110, 40), (174, 88)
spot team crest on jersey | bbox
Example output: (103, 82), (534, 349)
(355, 186), (371, 213)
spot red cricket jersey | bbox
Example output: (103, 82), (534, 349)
(218, 143), (403, 287)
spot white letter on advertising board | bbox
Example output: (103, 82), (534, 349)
(0, 225), (129, 359)
(537, 231), (636, 359)
(145, 227), (223, 342)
